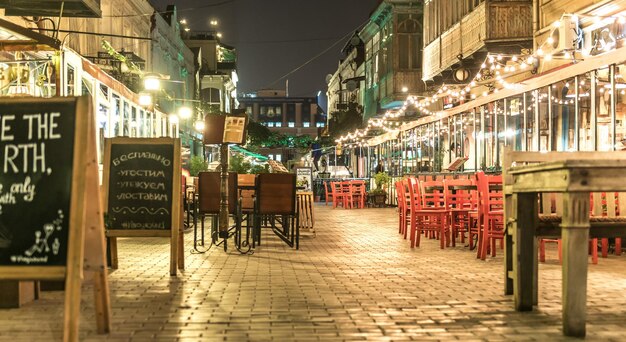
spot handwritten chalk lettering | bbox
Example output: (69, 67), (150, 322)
(22, 112), (62, 140)
(112, 152), (171, 167)
(121, 221), (166, 229)
(0, 184), (17, 205)
(117, 181), (166, 190)
(3, 142), (46, 174)
(0, 114), (15, 142)
(117, 170), (165, 178)
(10, 176), (36, 202)
(116, 192), (169, 201)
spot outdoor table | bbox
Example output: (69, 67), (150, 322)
(504, 159), (626, 337)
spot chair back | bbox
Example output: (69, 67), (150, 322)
(443, 178), (477, 210)
(420, 180), (446, 209)
(475, 172), (503, 213)
(256, 173), (296, 215)
(395, 181), (406, 209)
(238, 174), (256, 212)
(407, 177), (420, 210)
(198, 172), (238, 214)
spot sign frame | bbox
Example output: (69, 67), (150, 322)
(102, 137), (183, 276)
(0, 96), (111, 341)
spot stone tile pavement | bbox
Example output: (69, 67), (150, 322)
(1, 205), (626, 341)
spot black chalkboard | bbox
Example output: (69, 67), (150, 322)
(0, 98), (77, 266)
(107, 142), (174, 230)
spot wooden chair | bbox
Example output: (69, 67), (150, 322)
(330, 181), (346, 209)
(350, 180), (367, 209)
(408, 179), (448, 248)
(443, 178), (477, 247)
(475, 172), (504, 260)
(395, 180), (409, 236)
(254, 173), (299, 249)
(197, 172), (239, 247)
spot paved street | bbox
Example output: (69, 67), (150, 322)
(1, 205), (626, 341)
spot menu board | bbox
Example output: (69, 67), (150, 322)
(0, 99), (76, 266)
(106, 142), (174, 230)
(296, 167), (312, 191)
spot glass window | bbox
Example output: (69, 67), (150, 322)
(506, 95), (524, 151)
(316, 122), (325, 127)
(267, 122), (275, 127)
(275, 154), (282, 162)
(123, 101), (130, 136)
(525, 91), (537, 151)
(130, 106), (137, 137)
(537, 86), (550, 151)
(615, 65), (626, 150)
(552, 78), (576, 151)
(288, 122), (295, 127)
(595, 67), (612, 151)
(578, 73), (592, 150)
(303, 122), (310, 128)
(275, 122), (282, 127)
(112, 94), (121, 136)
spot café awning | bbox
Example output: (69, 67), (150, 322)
(230, 145), (269, 161)
(0, 18), (60, 51)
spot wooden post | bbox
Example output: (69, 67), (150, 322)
(561, 192), (590, 337)
(513, 192), (537, 311)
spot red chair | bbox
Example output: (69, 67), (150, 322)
(443, 178), (477, 247)
(408, 179), (448, 248)
(475, 172), (504, 260)
(330, 181), (346, 209)
(350, 180), (367, 209)
(396, 180), (409, 236)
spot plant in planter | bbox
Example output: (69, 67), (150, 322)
(189, 155), (209, 176)
(368, 171), (390, 206)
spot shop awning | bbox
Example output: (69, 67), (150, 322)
(0, 0), (102, 18)
(230, 145), (269, 161)
(0, 18), (60, 51)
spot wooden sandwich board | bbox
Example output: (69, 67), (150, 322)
(0, 96), (111, 341)
(102, 137), (183, 276)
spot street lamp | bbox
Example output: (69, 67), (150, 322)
(210, 19), (218, 26)
(178, 106), (193, 119)
(194, 120), (205, 131)
(138, 93), (152, 106)
(144, 75), (161, 91)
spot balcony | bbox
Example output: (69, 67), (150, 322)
(0, 0), (101, 18)
(422, 1), (532, 81)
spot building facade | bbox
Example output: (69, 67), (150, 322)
(239, 90), (326, 162)
(359, 0), (425, 120)
(326, 32), (365, 119)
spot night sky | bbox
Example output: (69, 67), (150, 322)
(150, 0), (380, 98)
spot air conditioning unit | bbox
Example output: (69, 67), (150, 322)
(545, 14), (580, 54)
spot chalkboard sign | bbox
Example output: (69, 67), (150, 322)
(0, 99), (76, 266)
(0, 96), (111, 340)
(103, 137), (182, 276)
(107, 143), (174, 230)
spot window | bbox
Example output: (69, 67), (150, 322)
(316, 122), (325, 127)
(275, 122), (282, 127)
(275, 154), (282, 162)
(288, 122), (295, 127)
(397, 14), (421, 70)
(303, 122), (310, 128)
(268, 154), (274, 160)
(267, 122), (275, 127)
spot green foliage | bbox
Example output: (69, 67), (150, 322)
(229, 154), (252, 174)
(246, 119), (315, 151)
(189, 155), (208, 176)
(373, 172), (390, 192)
(249, 164), (269, 174)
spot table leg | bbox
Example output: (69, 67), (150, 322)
(561, 192), (590, 337)
(513, 192), (537, 311)
(504, 194), (513, 295)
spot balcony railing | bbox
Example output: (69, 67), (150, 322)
(422, 1), (532, 81)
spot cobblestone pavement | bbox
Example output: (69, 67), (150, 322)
(1, 205), (626, 341)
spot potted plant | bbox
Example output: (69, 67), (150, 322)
(368, 171), (390, 207)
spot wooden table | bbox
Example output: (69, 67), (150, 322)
(504, 159), (626, 337)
